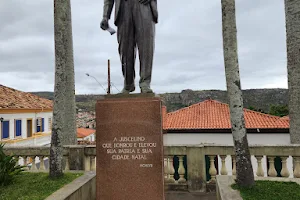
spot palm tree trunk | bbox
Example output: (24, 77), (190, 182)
(221, 0), (255, 187)
(50, 0), (76, 177)
(285, 0), (300, 144)
(61, 0), (77, 146)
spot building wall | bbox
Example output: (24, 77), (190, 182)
(6, 135), (52, 147)
(0, 111), (52, 141)
(163, 133), (290, 146)
(85, 134), (95, 142)
(78, 134), (95, 142)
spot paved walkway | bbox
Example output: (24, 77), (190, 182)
(165, 192), (216, 200)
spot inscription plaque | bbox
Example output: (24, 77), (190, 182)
(96, 96), (164, 200)
(102, 136), (157, 162)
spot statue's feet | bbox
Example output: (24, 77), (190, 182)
(140, 86), (153, 93)
(121, 87), (135, 94)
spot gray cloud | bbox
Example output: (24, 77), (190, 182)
(0, 0), (288, 95)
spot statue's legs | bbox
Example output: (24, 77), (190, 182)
(133, 2), (155, 93)
(117, 1), (137, 93)
(117, 0), (155, 93)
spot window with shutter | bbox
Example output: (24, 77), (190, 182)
(2, 121), (9, 139)
(15, 120), (22, 137)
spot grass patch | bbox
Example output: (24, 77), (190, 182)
(232, 180), (300, 200)
(0, 172), (83, 200)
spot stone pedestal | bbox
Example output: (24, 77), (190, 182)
(96, 94), (165, 200)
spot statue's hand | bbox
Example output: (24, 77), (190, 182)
(139, 0), (151, 5)
(100, 18), (109, 30)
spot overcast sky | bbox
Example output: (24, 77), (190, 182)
(0, 0), (288, 95)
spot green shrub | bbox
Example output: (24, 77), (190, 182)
(0, 143), (25, 186)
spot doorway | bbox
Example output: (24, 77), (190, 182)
(27, 119), (32, 137)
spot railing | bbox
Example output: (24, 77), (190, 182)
(203, 144), (300, 182)
(3, 146), (70, 171)
(3, 144), (300, 192)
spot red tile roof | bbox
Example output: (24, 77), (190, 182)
(0, 85), (53, 109)
(162, 105), (167, 125)
(164, 100), (289, 130)
(77, 128), (95, 138)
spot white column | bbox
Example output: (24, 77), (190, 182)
(33, 117), (36, 133)
(268, 157), (277, 177)
(64, 156), (70, 171)
(280, 157), (290, 177)
(44, 116), (49, 133)
(9, 119), (14, 140)
(294, 157), (300, 178)
(164, 157), (169, 183)
(91, 156), (96, 171)
(85, 156), (91, 171)
(168, 156), (176, 183)
(256, 156), (264, 177)
(178, 156), (186, 183)
(22, 117), (27, 139)
(209, 156), (217, 183)
(220, 155), (228, 175)
(39, 156), (45, 170)
(232, 156), (236, 176)
(31, 156), (37, 170)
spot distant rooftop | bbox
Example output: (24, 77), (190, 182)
(0, 84), (53, 109)
(77, 128), (95, 138)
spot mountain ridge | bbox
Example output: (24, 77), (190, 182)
(30, 88), (289, 113)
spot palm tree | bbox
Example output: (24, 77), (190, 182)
(284, 0), (300, 144)
(221, 0), (255, 187)
(50, 0), (76, 177)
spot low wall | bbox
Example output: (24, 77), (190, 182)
(46, 171), (96, 200)
(4, 144), (300, 192)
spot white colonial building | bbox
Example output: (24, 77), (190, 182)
(162, 99), (290, 146)
(77, 128), (96, 142)
(0, 84), (53, 142)
(162, 99), (292, 178)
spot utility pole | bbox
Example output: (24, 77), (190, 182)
(107, 59), (111, 94)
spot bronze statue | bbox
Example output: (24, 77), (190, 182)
(100, 0), (158, 94)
